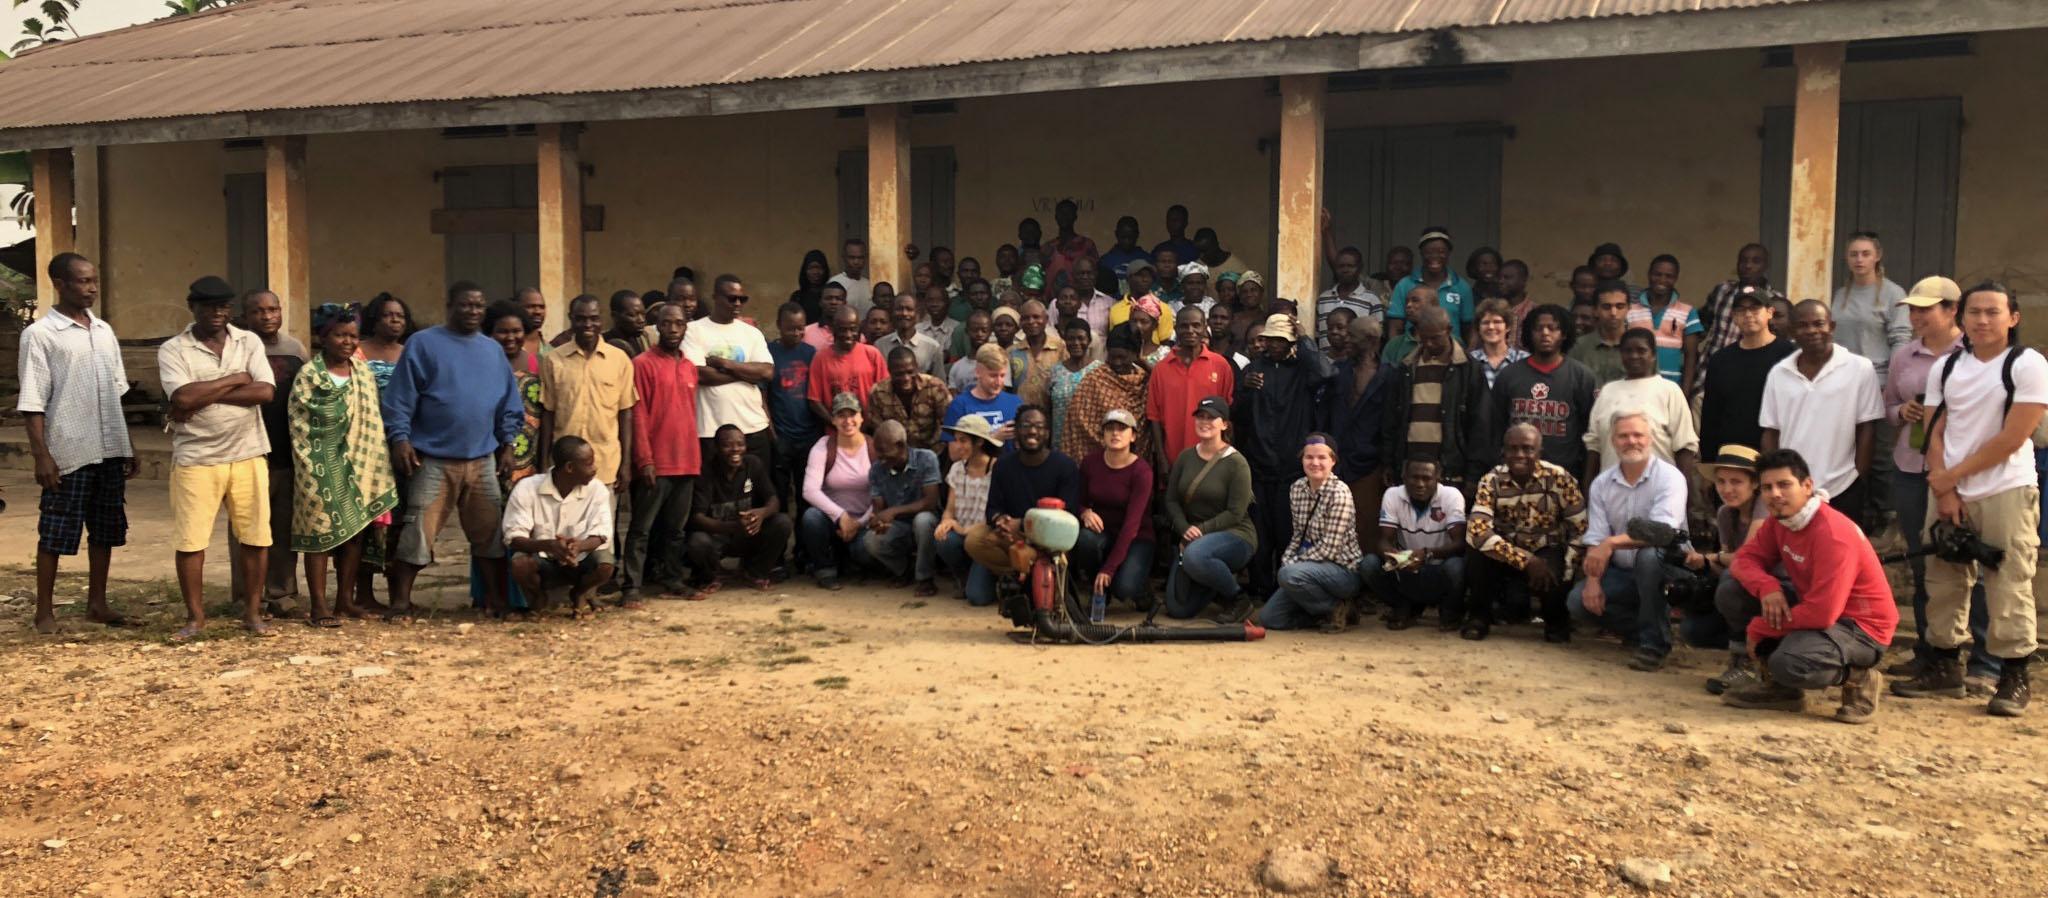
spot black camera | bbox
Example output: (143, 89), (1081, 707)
(1927, 520), (2005, 571)
(1625, 517), (1720, 613)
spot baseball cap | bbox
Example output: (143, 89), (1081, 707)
(831, 392), (863, 415)
(1123, 258), (1156, 278)
(1101, 408), (1138, 430)
(1901, 275), (1961, 308)
(1728, 285), (1769, 310)
(1193, 396), (1229, 419)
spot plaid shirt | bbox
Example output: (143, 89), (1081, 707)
(1693, 279), (1786, 394)
(867, 374), (954, 451)
(1282, 476), (1363, 568)
(1466, 461), (1587, 570)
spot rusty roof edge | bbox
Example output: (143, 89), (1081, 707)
(2, 0), (2043, 151)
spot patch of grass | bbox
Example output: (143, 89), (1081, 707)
(813, 676), (850, 690)
(422, 870), (481, 898)
(450, 657), (488, 668)
(665, 624), (689, 633)
(363, 748), (395, 762)
(899, 600), (927, 609)
(760, 654), (813, 669)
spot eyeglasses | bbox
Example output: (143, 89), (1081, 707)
(725, 294), (750, 304)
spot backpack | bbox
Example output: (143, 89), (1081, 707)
(1930, 345), (2048, 449)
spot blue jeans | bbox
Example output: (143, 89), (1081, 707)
(1069, 529), (1155, 604)
(860, 511), (938, 581)
(1566, 547), (1672, 655)
(1165, 533), (1254, 619)
(935, 529), (996, 606)
(1363, 554), (1466, 620)
(799, 506), (872, 582)
(1262, 561), (1363, 630)
(1895, 470), (2000, 678)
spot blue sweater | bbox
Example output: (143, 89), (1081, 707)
(381, 326), (524, 460)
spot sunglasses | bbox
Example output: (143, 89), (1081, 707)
(724, 294), (750, 304)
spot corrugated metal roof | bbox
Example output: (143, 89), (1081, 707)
(0, 0), (1825, 132)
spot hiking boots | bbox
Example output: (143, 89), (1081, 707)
(1706, 653), (1759, 695)
(1211, 593), (1257, 625)
(1834, 667), (1882, 725)
(1722, 669), (1807, 712)
(1890, 652), (1966, 699)
(1883, 654), (1926, 679)
(1988, 657), (2032, 717)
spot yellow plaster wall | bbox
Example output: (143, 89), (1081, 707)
(90, 35), (2048, 345)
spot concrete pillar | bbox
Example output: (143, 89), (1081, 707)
(30, 147), (75, 312)
(1786, 43), (1844, 304)
(867, 103), (911, 291)
(1276, 75), (1326, 335)
(265, 135), (311, 349)
(536, 122), (583, 336)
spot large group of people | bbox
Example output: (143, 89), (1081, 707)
(17, 207), (2046, 722)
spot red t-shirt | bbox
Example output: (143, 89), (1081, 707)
(632, 348), (702, 475)
(809, 343), (889, 415)
(1146, 349), (1236, 462)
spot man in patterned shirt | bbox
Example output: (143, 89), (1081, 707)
(1464, 423), (1588, 642)
(868, 347), (953, 452)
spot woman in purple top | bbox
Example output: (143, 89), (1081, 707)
(1072, 408), (1156, 608)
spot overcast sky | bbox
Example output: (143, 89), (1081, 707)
(4, 0), (172, 243)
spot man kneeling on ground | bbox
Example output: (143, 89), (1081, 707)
(1721, 449), (1897, 723)
(503, 436), (617, 617)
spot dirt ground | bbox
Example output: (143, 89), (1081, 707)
(1, 471), (2045, 897)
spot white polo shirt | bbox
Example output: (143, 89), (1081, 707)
(1926, 346), (2048, 501)
(502, 473), (615, 549)
(1759, 347), (1884, 498)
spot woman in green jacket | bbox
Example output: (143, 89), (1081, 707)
(1163, 395), (1257, 621)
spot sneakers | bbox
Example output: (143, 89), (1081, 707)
(1988, 657), (2031, 717)
(1706, 653), (1758, 696)
(1834, 667), (1882, 725)
(1722, 675), (1807, 712)
(1627, 646), (1668, 672)
(1890, 652), (1966, 699)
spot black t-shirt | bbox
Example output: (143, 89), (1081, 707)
(693, 455), (773, 524)
(1700, 338), (1796, 458)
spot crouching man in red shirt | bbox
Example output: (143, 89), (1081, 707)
(1720, 449), (1899, 723)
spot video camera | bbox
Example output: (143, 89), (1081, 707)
(1626, 517), (1719, 614)
(1881, 520), (2006, 571)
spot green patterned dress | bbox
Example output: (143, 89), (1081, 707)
(287, 358), (399, 553)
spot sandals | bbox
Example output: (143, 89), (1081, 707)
(243, 622), (281, 638)
(309, 616), (342, 629)
(169, 624), (204, 642)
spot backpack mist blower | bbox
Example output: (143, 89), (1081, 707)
(995, 499), (1265, 644)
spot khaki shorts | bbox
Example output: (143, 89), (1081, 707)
(170, 457), (270, 553)
(395, 455), (506, 566)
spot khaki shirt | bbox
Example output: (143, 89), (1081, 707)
(539, 341), (638, 478)
(157, 324), (273, 467)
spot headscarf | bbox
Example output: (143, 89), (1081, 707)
(1020, 264), (1046, 290)
(312, 302), (357, 337)
(1178, 261), (1210, 280)
(1132, 294), (1163, 321)
(1238, 270), (1264, 287)
(1216, 272), (1242, 286)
